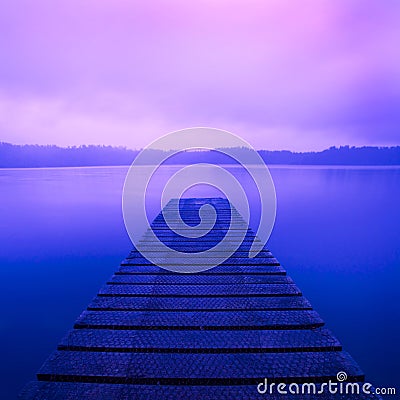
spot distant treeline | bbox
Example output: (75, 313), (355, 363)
(1, 142), (400, 167)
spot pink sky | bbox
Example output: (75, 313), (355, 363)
(0, 0), (399, 150)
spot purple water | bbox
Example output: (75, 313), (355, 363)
(0, 165), (399, 398)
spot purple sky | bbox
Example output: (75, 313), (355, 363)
(1, 0), (399, 151)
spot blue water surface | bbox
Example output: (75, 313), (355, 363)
(0, 165), (399, 398)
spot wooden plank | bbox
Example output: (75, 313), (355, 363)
(19, 382), (383, 400)
(74, 310), (324, 330)
(58, 328), (341, 353)
(87, 296), (312, 311)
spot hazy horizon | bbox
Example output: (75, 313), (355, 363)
(2, 141), (400, 152)
(2, 141), (399, 168)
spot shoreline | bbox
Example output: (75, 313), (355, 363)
(1, 164), (400, 171)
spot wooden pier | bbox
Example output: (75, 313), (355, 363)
(20, 198), (380, 399)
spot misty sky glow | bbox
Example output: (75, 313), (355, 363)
(1, 0), (399, 151)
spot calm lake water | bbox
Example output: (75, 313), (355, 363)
(0, 165), (399, 398)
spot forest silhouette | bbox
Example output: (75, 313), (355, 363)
(1, 142), (399, 167)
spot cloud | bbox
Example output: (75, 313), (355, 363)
(0, 0), (399, 150)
